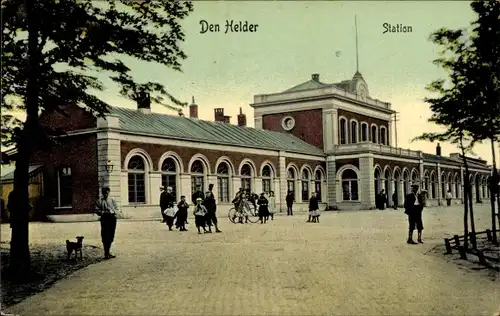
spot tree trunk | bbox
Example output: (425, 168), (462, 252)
(463, 177), (469, 250)
(490, 138), (498, 244)
(9, 0), (41, 278)
(460, 136), (475, 249)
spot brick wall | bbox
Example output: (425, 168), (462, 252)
(262, 109), (324, 149)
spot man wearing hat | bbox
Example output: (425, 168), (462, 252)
(404, 184), (425, 244)
(160, 186), (176, 229)
(204, 184), (222, 233)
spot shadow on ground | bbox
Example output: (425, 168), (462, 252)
(1, 242), (105, 307)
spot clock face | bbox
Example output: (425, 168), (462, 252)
(358, 84), (367, 101)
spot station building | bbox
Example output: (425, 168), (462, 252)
(1, 71), (493, 221)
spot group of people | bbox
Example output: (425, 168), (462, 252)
(231, 187), (276, 224)
(160, 184), (222, 234)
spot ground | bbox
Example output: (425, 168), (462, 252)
(2, 205), (499, 316)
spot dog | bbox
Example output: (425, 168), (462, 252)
(66, 236), (84, 261)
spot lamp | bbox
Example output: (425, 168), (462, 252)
(105, 160), (114, 173)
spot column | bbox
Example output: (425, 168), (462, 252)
(437, 163), (442, 206)
(397, 179), (403, 207)
(322, 109), (335, 152)
(254, 177), (263, 195)
(232, 176), (241, 199)
(278, 152), (287, 212)
(332, 109), (339, 146)
(273, 178), (281, 211)
(254, 116), (263, 129)
(388, 120), (393, 147)
(359, 155), (375, 209)
(460, 167), (464, 203)
(418, 159), (424, 189)
(97, 115), (122, 212)
(149, 172), (162, 205)
(180, 174), (191, 201)
(326, 155), (337, 209)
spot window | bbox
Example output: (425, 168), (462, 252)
(371, 125), (377, 143)
(315, 170), (323, 202)
(190, 159), (205, 194)
(128, 156), (146, 203)
(380, 127), (387, 145)
(350, 121), (358, 143)
(262, 165), (272, 194)
(301, 169), (310, 201)
(341, 169), (359, 201)
(287, 168), (296, 201)
(361, 123), (368, 142)
(57, 167), (73, 207)
(240, 163), (252, 195)
(217, 162), (230, 202)
(339, 118), (347, 144)
(161, 157), (177, 201)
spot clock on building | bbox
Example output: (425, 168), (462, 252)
(358, 84), (367, 101)
(281, 116), (296, 131)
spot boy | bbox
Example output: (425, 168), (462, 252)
(257, 192), (269, 224)
(193, 197), (208, 234)
(176, 195), (189, 231)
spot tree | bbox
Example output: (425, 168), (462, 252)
(1, 0), (193, 277)
(414, 0), (500, 246)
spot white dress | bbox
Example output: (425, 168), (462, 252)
(268, 196), (276, 214)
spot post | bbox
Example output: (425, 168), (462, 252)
(453, 234), (461, 247)
(476, 251), (486, 265)
(486, 229), (492, 241)
(458, 246), (467, 260)
(444, 238), (452, 254)
(468, 232), (476, 248)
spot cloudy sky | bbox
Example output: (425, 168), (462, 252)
(92, 1), (498, 166)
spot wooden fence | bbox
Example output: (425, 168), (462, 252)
(444, 229), (499, 265)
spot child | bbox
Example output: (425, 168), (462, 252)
(257, 192), (269, 224)
(267, 191), (276, 221)
(308, 192), (319, 223)
(176, 196), (189, 231)
(193, 197), (208, 234)
(163, 201), (177, 231)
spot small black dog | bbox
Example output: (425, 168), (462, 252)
(66, 236), (84, 261)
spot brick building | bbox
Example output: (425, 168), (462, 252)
(1, 71), (493, 222)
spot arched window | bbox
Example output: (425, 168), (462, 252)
(430, 172), (436, 199)
(128, 155), (146, 203)
(361, 123), (368, 142)
(374, 168), (381, 198)
(161, 157), (177, 200)
(315, 170), (323, 202)
(341, 169), (359, 201)
(350, 121), (358, 143)
(217, 162), (230, 202)
(423, 172), (429, 192)
(411, 170), (418, 186)
(287, 168), (296, 200)
(380, 127), (387, 145)
(339, 118), (347, 144)
(371, 125), (377, 143)
(441, 174), (446, 199)
(262, 165), (273, 194)
(241, 164), (252, 195)
(190, 159), (205, 194)
(301, 169), (310, 201)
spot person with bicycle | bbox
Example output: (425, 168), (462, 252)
(232, 188), (249, 224)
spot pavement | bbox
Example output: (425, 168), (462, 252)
(2, 205), (499, 316)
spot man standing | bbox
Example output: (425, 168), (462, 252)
(286, 190), (294, 216)
(204, 184), (221, 233)
(95, 187), (119, 259)
(192, 185), (205, 205)
(404, 184), (425, 244)
(162, 186), (176, 230)
(392, 192), (398, 210)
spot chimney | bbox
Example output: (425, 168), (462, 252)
(178, 109), (184, 117)
(223, 115), (231, 124)
(311, 73), (320, 82)
(189, 96), (198, 118)
(214, 108), (225, 122)
(237, 107), (247, 127)
(436, 143), (441, 156)
(137, 90), (151, 114)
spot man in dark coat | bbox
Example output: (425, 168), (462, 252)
(377, 190), (387, 210)
(392, 192), (398, 210)
(162, 186), (176, 230)
(257, 192), (269, 224)
(159, 186), (169, 223)
(95, 187), (120, 259)
(404, 184), (425, 244)
(203, 184), (221, 233)
(286, 191), (294, 216)
(192, 185), (205, 205)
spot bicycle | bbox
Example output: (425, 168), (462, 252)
(228, 201), (259, 224)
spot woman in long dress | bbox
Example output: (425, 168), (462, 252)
(267, 191), (276, 220)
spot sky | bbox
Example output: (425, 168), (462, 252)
(13, 1), (500, 166)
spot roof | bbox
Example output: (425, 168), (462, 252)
(285, 79), (331, 93)
(109, 107), (326, 156)
(422, 153), (490, 170)
(1, 164), (43, 184)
